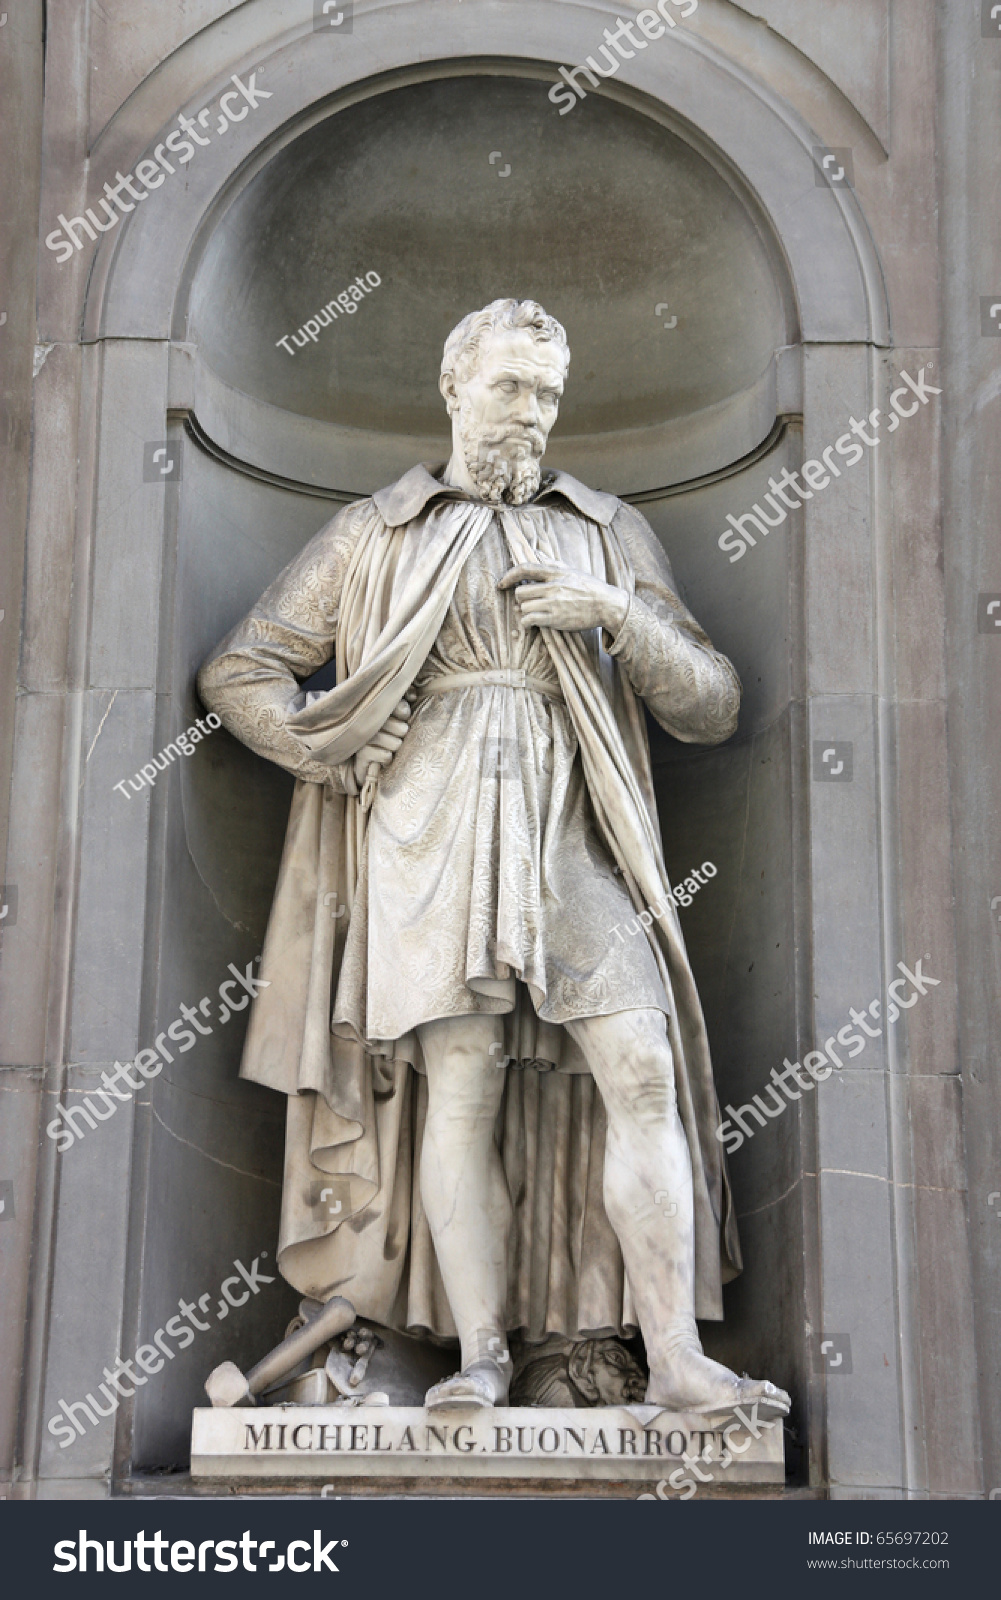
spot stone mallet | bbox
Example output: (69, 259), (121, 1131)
(204, 1295), (356, 1407)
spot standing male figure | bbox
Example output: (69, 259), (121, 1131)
(199, 299), (789, 1420)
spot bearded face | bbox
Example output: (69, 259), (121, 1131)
(443, 326), (567, 505)
(459, 395), (547, 505)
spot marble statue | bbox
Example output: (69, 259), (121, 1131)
(198, 298), (790, 1425)
(509, 1335), (648, 1409)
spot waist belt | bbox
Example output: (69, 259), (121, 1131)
(418, 667), (564, 703)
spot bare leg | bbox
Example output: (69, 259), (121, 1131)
(567, 1008), (790, 1420)
(417, 1014), (512, 1408)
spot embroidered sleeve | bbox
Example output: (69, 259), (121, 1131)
(197, 501), (371, 787)
(606, 504), (742, 745)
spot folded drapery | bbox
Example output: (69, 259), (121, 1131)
(198, 471), (742, 1337)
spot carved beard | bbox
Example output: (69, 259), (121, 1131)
(458, 402), (545, 505)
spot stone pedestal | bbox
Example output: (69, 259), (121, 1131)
(190, 1405), (784, 1486)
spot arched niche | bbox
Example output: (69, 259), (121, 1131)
(66, 5), (889, 1473)
(183, 69), (792, 496)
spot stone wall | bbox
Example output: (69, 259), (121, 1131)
(0, 0), (994, 1501)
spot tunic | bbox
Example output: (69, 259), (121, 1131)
(333, 509), (668, 1048)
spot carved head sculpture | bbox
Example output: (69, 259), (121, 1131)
(510, 1336), (648, 1409)
(439, 298), (571, 504)
(569, 1338), (648, 1406)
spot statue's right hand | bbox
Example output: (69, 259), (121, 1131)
(352, 698), (412, 789)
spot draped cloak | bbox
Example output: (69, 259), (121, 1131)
(198, 465), (743, 1342)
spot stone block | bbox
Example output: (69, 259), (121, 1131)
(0, 691), (66, 1067)
(37, 1064), (134, 1483)
(191, 1404), (785, 1485)
(0, 1069), (43, 1483)
(68, 689), (155, 1062)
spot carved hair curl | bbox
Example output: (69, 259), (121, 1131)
(441, 298), (571, 389)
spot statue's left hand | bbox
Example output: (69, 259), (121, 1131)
(499, 563), (630, 636)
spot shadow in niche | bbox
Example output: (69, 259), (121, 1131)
(132, 67), (803, 1471)
(641, 430), (803, 1422)
(129, 447), (327, 1473)
(186, 70), (790, 495)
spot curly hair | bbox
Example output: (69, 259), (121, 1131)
(441, 298), (571, 388)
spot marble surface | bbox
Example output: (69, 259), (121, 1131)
(191, 1404), (785, 1483)
(3, 0), (986, 1506)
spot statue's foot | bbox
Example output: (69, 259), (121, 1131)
(425, 1358), (511, 1413)
(646, 1343), (790, 1424)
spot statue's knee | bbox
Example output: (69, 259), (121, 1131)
(622, 1041), (677, 1125)
(425, 1060), (504, 1130)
